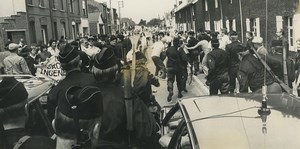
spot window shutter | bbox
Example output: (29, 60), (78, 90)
(205, 21), (211, 30)
(293, 15), (300, 51)
(256, 18), (260, 37)
(276, 16), (283, 32)
(233, 19), (236, 31)
(246, 18), (250, 31)
(226, 20), (229, 32)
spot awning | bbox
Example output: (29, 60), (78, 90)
(175, 0), (198, 12)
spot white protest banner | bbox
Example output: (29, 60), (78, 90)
(36, 56), (65, 81)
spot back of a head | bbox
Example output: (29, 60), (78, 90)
(92, 48), (118, 82)
(188, 31), (195, 36)
(173, 37), (180, 46)
(58, 43), (80, 70)
(0, 77), (28, 119)
(230, 31), (238, 41)
(54, 86), (103, 140)
(211, 38), (220, 49)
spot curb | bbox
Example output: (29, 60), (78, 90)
(192, 75), (209, 95)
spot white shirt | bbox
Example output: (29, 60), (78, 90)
(47, 47), (60, 57)
(151, 41), (166, 57)
(83, 46), (101, 58)
(219, 35), (231, 50)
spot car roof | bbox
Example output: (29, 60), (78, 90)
(179, 93), (300, 149)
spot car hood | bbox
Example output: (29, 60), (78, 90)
(179, 93), (300, 149)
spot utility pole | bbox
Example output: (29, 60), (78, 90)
(239, 0), (244, 43)
(110, 0), (113, 34)
(118, 0), (124, 32)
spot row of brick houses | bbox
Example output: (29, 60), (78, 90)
(174, 0), (300, 51)
(0, 0), (120, 50)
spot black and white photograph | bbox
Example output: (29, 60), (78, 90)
(1, 0), (300, 148)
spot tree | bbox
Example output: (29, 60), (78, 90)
(138, 19), (147, 26)
(147, 18), (162, 27)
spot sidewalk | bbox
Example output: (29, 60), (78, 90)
(192, 72), (299, 96)
(192, 73), (209, 95)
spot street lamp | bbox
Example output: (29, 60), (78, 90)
(118, 0), (124, 32)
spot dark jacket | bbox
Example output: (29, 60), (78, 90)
(266, 53), (295, 87)
(225, 40), (241, 67)
(187, 37), (199, 55)
(47, 70), (97, 121)
(96, 80), (159, 149)
(166, 46), (187, 69)
(123, 38), (132, 54)
(206, 48), (229, 81)
(238, 54), (274, 92)
(96, 81), (128, 145)
(133, 65), (159, 106)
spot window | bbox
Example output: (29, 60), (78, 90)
(39, 0), (45, 7)
(62, 22), (66, 38)
(77, 0), (80, 15)
(82, 0), (86, 16)
(248, 18), (260, 37)
(52, 0), (56, 9)
(225, 19), (236, 32)
(53, 22), (58, 40)
(215, 0), (218, 8)
(72, 25), (76, 40)
(214, 20), (222, 32)
(28, 0), (33, 5)
(191, 6), (195, 17)
(69, 0), (74, 13)
(205, 0), (208, 11)
(29, 21), (36, 43)
(205, 21), (211, 30)
(61, 0), (64, 10)
(41, 25), (48, 44)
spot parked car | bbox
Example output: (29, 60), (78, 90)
(0, 75), (55, 148)
(160, 93), (300, 149)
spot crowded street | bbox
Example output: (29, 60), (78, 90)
(1, 0), (300, 149)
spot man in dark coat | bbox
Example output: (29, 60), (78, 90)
(186, 31), (200, 75)
(267, 40), (295, 88)
(237, 44), (282, 93)
(206, 38), (230, 95)
(47, 43), (97, 122)
(166, 37), (187, 101)
(92, 48), (159, 149)
(225, 31), (241, 93)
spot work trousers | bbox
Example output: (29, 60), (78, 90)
(167, 67), (183, 93)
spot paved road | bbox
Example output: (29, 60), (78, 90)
(130, 34), (204, 107)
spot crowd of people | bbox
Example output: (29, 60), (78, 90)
(0, 31), (163, 149)
(150, 28), (300, 97)
(1, 26), (300, 148)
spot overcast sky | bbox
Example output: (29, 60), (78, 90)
(96, 0), (176, 23)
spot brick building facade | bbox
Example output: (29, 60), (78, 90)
(0, 0), (89, 50)
(175, 0), (300, 51)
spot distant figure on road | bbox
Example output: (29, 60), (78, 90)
(166, 37), (187, 102)
(225, 31), (241, 93)
(151, 38), (167, 79)
(206, 38), (230, 95)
